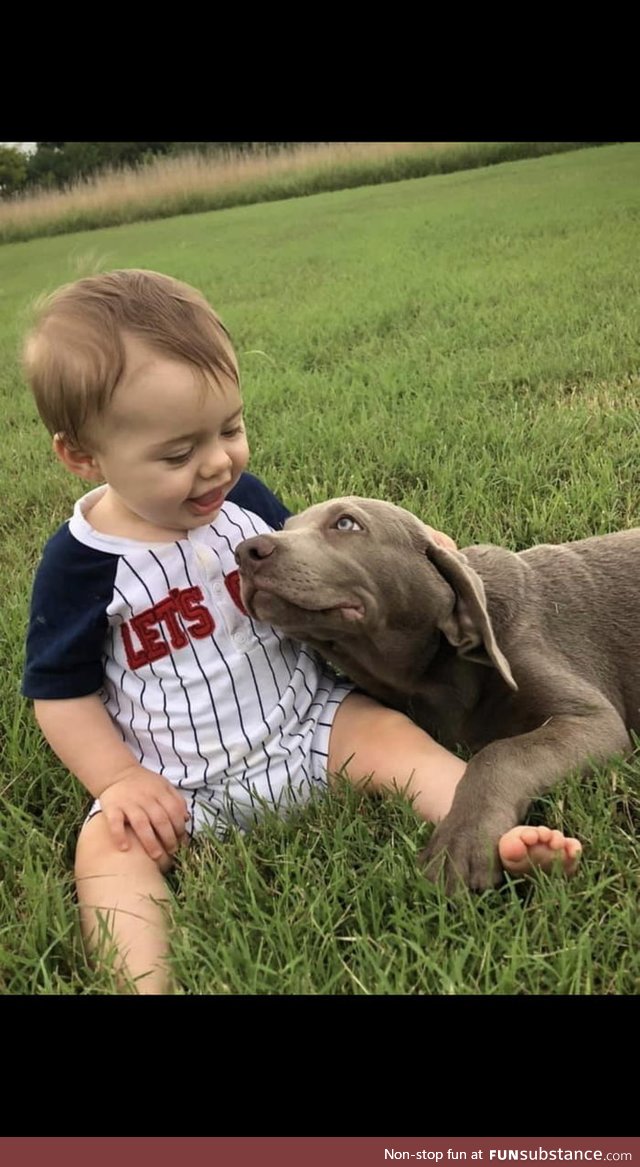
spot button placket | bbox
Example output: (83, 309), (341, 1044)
(189, 534), (248, 641)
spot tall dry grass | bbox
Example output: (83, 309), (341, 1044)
(0, 141), (598, 244)
(0, 143), (449, 233)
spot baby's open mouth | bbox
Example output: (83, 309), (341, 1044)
(189, 488), (224, 513)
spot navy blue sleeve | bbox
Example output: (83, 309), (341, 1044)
(227, 471), (291, 530)
(22, 525), (119, 700)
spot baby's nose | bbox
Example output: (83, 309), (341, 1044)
(200, 442), (232, 477)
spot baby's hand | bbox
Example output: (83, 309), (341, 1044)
(425, 526), (457, 552)
(99, 766), (190, 862)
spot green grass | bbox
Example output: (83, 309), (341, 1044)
(0, 143), (639, 994)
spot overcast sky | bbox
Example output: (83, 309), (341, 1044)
(1, 142), (36, 152)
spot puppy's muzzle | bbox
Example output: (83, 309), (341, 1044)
(235, 535), (277, 571)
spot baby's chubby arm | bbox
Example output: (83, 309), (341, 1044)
(34, 695), (190, 862)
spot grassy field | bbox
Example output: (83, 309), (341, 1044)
(0, 141), (598, 244)
(0, 142), (639, 994)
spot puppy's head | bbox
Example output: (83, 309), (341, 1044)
(235, 497), (515, 694)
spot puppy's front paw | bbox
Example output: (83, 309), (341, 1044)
(418, 823), (503, 895)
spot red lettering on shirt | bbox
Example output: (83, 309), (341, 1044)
(173, 586), (215, 638)
(121, 623), (149, 670)
(224, 569), (248, 615)
(131, 608), (170, 664)
(154, 594), (189, 649)
(121, 585), (215, 669)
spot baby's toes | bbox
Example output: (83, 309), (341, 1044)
(498, 826), (539, 871)
(498, 825), (583, 877)
(562, 838), (583, 874)
(547, 829), (567, 851)
(534, 824), (552, 844)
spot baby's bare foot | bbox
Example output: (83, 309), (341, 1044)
(499, 825), (582, 877)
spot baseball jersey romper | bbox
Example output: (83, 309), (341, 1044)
(23, 472), (353, 837)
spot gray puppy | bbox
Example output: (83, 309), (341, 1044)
(236, 497), (637, 891)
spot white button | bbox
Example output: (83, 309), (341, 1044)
(193, 545), (221, 582)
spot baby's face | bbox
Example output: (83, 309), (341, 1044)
(91, 334), (250, 536)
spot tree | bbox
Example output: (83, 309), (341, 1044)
(0, 145), (28, 197)
(24, 142), (177, 191)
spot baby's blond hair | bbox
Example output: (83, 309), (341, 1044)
(23, 269), (239, 449)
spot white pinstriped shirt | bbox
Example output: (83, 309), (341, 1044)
(24, 482), (351, 833)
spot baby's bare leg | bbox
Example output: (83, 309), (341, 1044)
(75, 813), (174, 995)
(328, 692), (466, 821)
(328, 693), (583, 875)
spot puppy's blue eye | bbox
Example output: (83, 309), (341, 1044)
(334, 515), (362, 532)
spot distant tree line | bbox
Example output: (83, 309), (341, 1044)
(0, 142), (310, 198)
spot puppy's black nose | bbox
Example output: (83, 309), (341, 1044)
(235, 535), (276, 567)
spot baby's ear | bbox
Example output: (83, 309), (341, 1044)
(52, 433), (104, 482)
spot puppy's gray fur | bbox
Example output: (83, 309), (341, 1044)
(236, 498), (636, 890)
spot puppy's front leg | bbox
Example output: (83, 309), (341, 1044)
(419, 705), (629, 893)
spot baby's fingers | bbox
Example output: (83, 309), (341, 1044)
(161, 790), (190, 837)
(102, 806), (129, 851)
(146, 804), (184, 855)
(126, 809), (171, 863)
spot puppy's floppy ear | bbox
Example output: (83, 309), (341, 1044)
(425, 541), (517, 691)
